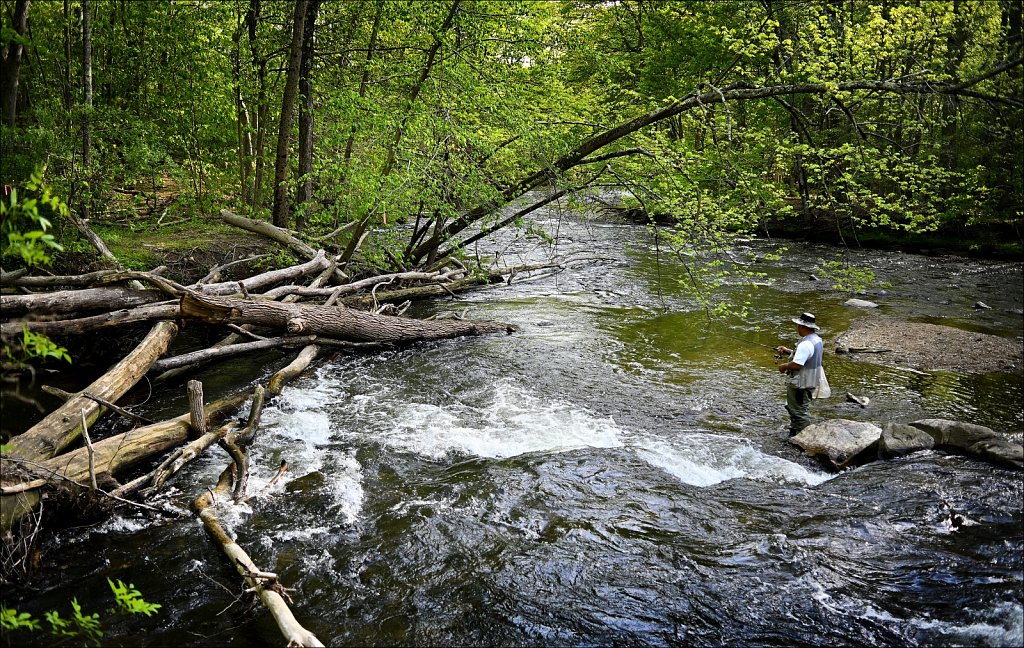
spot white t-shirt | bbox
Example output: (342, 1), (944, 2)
(792, 339), (814, 366)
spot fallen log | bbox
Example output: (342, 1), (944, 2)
(1, 390), (249, 531)
(1, 267), (161, 289)
(180, 292), (514, 343)
(149, 335), (376, 373)
(194, 467), (324, 647)
(0, 286), (167, 317)
(194, 249), (330, 297)
(3, 321), (179, 462)
(260, 268), (463, 301)
(153, 258), (340, 384)
(0, 301), (179, 336)
(221, 210), (347, 285)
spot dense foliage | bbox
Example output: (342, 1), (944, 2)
(1, 0), (1021, 272)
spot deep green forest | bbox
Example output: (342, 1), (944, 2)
(3, 0), (1021, 256)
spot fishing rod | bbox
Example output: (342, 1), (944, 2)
(711, 331), (787, 357)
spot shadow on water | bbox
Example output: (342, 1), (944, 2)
(4, 210), (1022, 647)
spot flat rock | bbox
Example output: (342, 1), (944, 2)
(878, 422), (934, 459)
(790, 419), (882, 470)
(908, 418), (998, 448)
(846, 392), (870, 407)
(844, 298), (879, 308)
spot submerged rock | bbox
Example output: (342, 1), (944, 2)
(974, 301), (991, 309)
(845, 298), (880, 308)
(846, 392), (871, 408)
(966, 438), (1024, 470)
(790, 419), (882, 470)
(878, 423), (934, 459)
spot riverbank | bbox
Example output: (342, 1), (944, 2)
(759, 211), (1024, 261)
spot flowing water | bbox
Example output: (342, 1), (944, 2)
(4, 204), (1023, 647)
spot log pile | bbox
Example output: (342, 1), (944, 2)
(0, 214), (532, 645)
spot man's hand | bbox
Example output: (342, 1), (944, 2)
(775, 346), (792, 355)
(779, 360), (803, 373)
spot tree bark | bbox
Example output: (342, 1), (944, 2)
(270, 0), (310, 229)
(0, 301), (179, 336)
(180, 292), (513, 343)
(0, 0), (30, 127)
(295, 0), (320, 231)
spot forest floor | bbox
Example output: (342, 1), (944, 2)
(836, 316), (1024, 373)
(66, 176), (276, 283)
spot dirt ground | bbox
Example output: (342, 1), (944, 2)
(835, 317), (1024, 373)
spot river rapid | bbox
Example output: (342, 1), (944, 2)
(5, 204), (1023, 647)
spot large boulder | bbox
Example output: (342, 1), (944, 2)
(909, 418), (1022, 470)
(878, 423), (935, 459)
(844, 298), (879, 308)
(790, 419), (882, 470)
(908, 419), (998, 447)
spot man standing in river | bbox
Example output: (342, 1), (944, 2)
(775, 312), (825, 437)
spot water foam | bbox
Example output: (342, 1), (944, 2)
(911, 601), (1024, 647)
(383, 382), (624, 459)
(634, 433), (833, 487)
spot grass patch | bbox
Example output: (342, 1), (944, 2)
(88, 214), (269, 278)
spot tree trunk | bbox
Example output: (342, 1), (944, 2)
(270, 0), (310, 229)
(63, 0), (71, 116)
(0, 286), (166, 317)
(340, 0), (461, 265)
(0, 0), (30, 127)
(81, 0), (92, 168)
(3, 321), (178, 462)
(180, 292), (513, 343)
(295, 0), (320, 231)
(407, 74), (1024, 265)
(246, 0), (267, 210)
(232, 21), (253, 205)
(0, 301), (179, 336)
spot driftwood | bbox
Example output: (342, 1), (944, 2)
(153, 255), (340, 383)
(4, 321), (178, 462)
(194, 467), (324, 647)
(0, 301), (180, 336)
(0, 286), (167, 317)
(181, 292), (514, 342)
(0, 254), (328, 323)
(221, 209), (347, 285)
(149, 335), (376, 373)
(1, 213), (519, 543)
(1, 389), (249, 530)
(1, 267), (166, 289)
(194, 249), (330, 297)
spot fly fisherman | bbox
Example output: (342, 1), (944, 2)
(775, 312), (826, 437)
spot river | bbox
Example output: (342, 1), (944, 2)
(4, 204), (1023, 646)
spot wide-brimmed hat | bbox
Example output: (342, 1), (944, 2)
(791, 312), (819, 330)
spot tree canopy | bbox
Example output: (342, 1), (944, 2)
(1, 0), (1021, 273)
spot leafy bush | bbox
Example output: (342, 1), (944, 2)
(0, 579), (160, 647)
